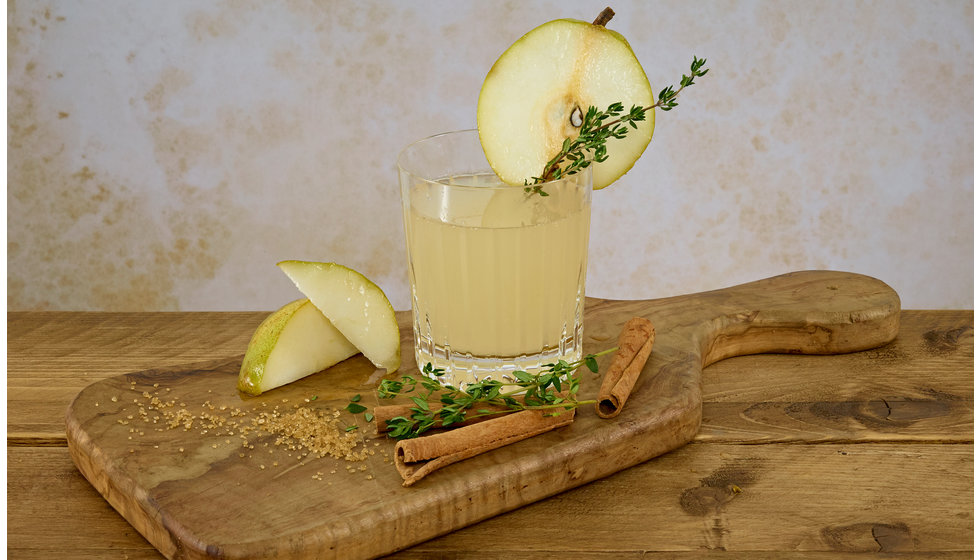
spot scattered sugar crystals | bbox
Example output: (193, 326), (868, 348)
(107, 381), (391, 481)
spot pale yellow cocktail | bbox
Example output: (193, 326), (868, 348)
(397, 131), (592, 387)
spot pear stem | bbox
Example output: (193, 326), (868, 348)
(592, 7), (615, 27)
(532, 7), (614, 187)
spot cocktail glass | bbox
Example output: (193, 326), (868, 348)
(397, 129), (592, 388)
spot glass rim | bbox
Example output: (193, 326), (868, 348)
(396, 128), (592, 191)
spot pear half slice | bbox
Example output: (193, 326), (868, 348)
(477, 16), (655, 189)
(278, 261), (401, 374)
(238, 298), (359, 396)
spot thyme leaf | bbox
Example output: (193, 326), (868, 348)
(377, 348), (616, 440)
(526, 56), (709, 193)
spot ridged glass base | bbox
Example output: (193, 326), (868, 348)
(398, 130), (592, 392)
(413, 324), (584, 390)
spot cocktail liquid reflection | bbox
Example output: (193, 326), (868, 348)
(398, 130), (591, 388)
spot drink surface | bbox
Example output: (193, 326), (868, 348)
(404, 172), (591, 382)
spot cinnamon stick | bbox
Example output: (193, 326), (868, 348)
(394, 407), (575, 486)
(595, 317), (656, 418)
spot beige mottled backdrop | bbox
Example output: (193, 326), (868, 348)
(7, 1), (974, 311)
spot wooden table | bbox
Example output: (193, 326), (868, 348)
(8, 309), (973, 558)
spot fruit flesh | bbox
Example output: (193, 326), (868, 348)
(263, 301), (359, 385)
(477, 18), (655, 189)
(278, 261), (401, 374)
(238, 298), (359, 395)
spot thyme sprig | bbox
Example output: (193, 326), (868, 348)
(377, 350), (615, 440)
(525, 56), (709, 195)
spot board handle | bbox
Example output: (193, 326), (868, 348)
(696, 270), (901, 367)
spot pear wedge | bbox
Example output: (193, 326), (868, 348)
(238, 298), (359, 396)
(477, 16), (655, 189)
(278, 261), (401, 373)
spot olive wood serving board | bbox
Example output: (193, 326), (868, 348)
(65, 270), (900, 560)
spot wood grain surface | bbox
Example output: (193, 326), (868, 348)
(62, 271), (901, 559)
(8, 272), (974, 559)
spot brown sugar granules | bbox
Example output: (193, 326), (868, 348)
(128, 386), (370, 465)
(256, 407), (367, 461)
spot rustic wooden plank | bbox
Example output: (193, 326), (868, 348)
(397, 442), (973, 556)
(8, 551), (968, 560)
(6, 312), (265, 374)
(395, 553), (972, 559)
(9, 310), (969, 444)
(8, 302), (973, 559)
(702, 309), (973, 403)
(6, 551), (166, 560)
(697, 399), (973, 444)
(694, 309), (973, 444)
(7, 446), (160, 556)
(8, 312), (264, 441)
(61, 271), (910, 559)
(9, 443), (971, 558)
(395, 553), (971, 559)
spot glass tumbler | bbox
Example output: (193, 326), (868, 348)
(397, 130), (592, 388)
